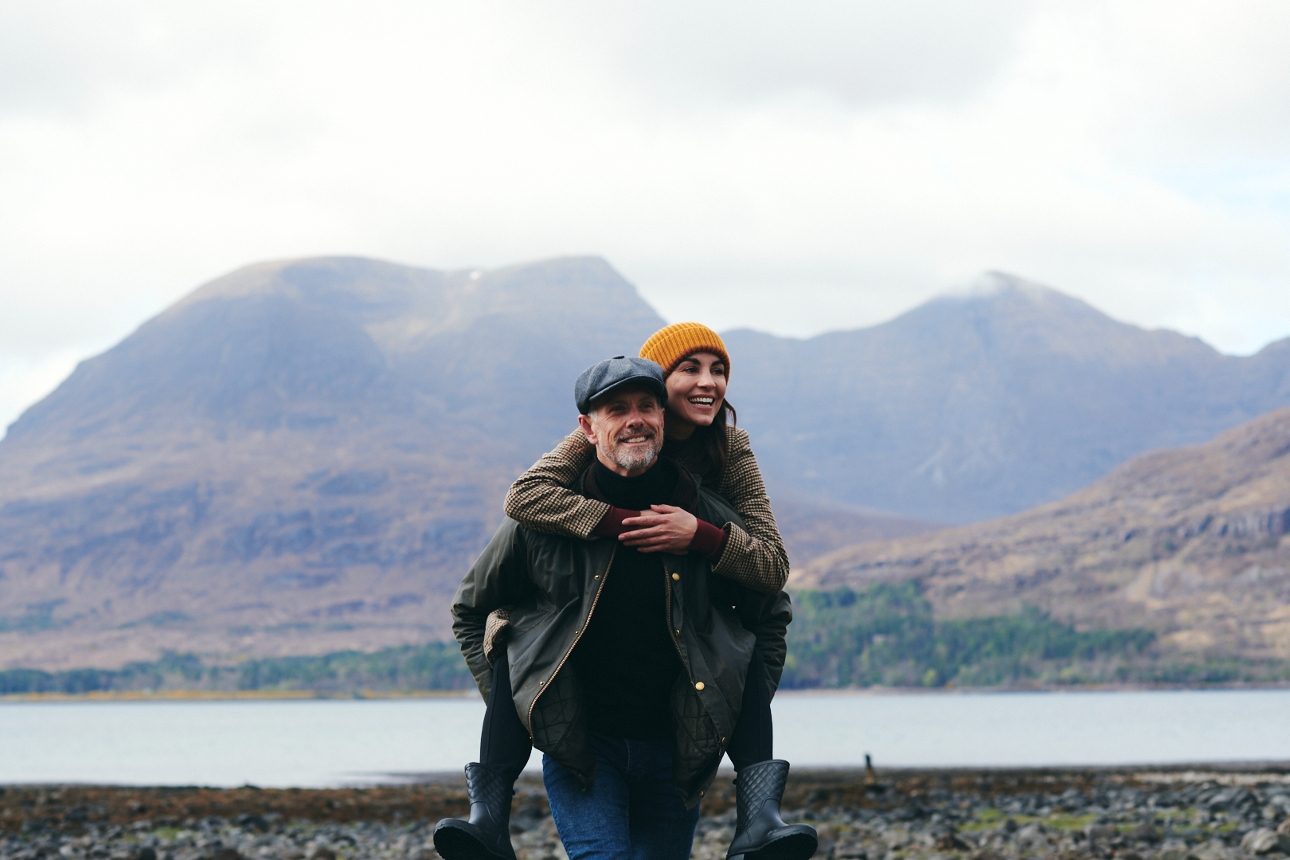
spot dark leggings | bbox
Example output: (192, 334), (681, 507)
(480, 648), (774, 781)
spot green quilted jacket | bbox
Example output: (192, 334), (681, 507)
(451, 464), (792, 808)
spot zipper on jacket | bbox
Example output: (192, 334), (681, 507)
(527, 546), (617, 733)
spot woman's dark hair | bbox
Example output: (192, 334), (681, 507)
(689, 398), (736, 488)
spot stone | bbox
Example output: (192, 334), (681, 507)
(1128, 822), (1161, 843)
(236, 815), (269, 833)
(1086, 824), (1118, 842)
(1192, 839), (1235, 860)
(1241, 828), (1290, 855)
(307, 849), (335, 860)
(1279, 819), (1290, 837)
(935, 832), (972, 852)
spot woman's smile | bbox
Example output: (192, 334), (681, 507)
(665, 351), (728, 438)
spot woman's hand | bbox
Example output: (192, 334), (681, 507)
(620, 505), (697, 555)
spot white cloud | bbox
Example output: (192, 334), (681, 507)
(2, 0), (1290, 425)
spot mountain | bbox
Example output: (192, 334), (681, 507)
(795, 407), (1290, 665)
(4, 257), (1290, 673)
(0, 256), (668, 669)
(726, 272), (1290, 523)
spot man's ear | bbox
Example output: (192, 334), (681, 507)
(577, 413), (597, 446)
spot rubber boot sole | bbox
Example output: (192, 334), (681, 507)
(730, 829), (819, 860)
(432, 821), (514, 860)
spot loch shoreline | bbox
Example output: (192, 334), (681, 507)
(4, 764), (1290, 860)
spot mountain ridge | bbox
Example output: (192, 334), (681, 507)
(2, 258), (1289, 671)
(795, 406), (1290, 663)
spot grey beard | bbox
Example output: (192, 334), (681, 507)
(610, 443), (659, 473)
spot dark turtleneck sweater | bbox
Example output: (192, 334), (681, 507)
(571, 458), (686, 739)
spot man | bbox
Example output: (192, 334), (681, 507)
(445, 355), (792, 860)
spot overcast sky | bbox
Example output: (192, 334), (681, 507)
(3, 1), (1290, 430)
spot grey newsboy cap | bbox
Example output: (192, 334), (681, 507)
(575, 355), (668, 414)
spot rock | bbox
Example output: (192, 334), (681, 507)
(136, 850), (157, 860)
(1128, 822), (1161, 844)
(1086, 824), (1118, 842)
(1193, 839), (1235, 860)
(1241, 828), (1290, 855)
(936, 832), (973, 852)
(236, 814), (269, 833)
(1157, 847), (1197, 860)
(1279, 819), (1290, 837)
(1016, 823), (1047, 847)
(308, 849), (336, 860)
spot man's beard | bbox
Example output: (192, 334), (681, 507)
(608, 440), (660, 473)
(600, 426), (663, 473)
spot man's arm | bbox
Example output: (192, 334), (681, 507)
(451, 519), (532, 701)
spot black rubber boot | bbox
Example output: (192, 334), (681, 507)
(727, 760), (818, 860)
(432, 763), (517, 860)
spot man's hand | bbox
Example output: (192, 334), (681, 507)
(620, 505), (697, 555)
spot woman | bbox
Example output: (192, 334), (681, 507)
(433, 323), (814, 860)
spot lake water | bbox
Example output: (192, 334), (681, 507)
(2, 688), (1288, 787)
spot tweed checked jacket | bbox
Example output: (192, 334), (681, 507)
(504, 425), (790, 595)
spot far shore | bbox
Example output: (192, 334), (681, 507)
(3, 682), (1290, 703)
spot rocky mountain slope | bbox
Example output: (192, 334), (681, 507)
(4, 256), (1289, 671)
(796, 407), (1290, 663)
(0, 256), (669, 669)
(0, 256), (917, 670)
(728, 273), (1290, 523)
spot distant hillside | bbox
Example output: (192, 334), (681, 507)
(0, 256), (667, 670)
(796, 407), (1290, 667)
(4, 256), (1290, 672)
(728, 273), (1290, 523)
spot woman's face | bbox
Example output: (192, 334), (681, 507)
(665, 351), (728, 429)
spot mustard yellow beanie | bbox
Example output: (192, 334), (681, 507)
(639, 322), (730, 377)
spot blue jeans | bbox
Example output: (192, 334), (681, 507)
(542, 732), (700, 860)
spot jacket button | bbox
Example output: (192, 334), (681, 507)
(700, 790), (705, 797)
(671, 573), (680, 581)
(675, 629), (680, 635)
(721, 737), (726, 744)
(694, 681), (705, 691)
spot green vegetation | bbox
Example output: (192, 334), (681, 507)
(0, 642), (474, 696)
(781, 582), (1158, 688)
(5, 579), (1288, 695)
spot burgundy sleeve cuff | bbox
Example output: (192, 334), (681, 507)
(689, 520), (729, 561)
(592, 506), (637, 538)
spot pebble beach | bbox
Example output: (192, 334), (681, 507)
(4, 766), (1290, 860)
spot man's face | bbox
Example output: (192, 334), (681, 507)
(578, 387), (666, 477)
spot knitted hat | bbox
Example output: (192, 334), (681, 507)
(639, 322), (731, 377)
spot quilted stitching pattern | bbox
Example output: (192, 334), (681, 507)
(464, 762), (514, 816)
(674, 680), (721, 758)
(530, 670), (582, 751)
(735, 760), (790, 831)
